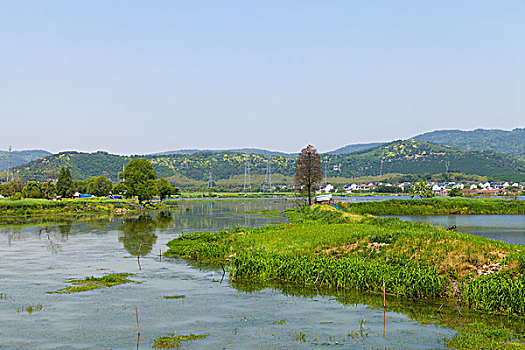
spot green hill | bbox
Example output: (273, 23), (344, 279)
(0, 149), (52, 172)
(414, 128), (525, 159)
(328, 139), (525, 182)
(327, 142), (385, 154)
(152, 148), (293, 157)
(11, 140), (525, 184)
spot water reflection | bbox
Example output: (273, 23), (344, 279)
(118, 215), (158, 256)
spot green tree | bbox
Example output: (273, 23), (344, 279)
(85, 176), (113, 197)
(409, 181), (435, 198)
(22, 181), (44, 198)
(56, 167), (73, 198)
(113, 182), (127, 195)
(155, 178), (177, 202)
(119, 159), (157, 203)
(294, 145), (323, 205)
(448, 186), (463, 197)
(39, 181), (56, 199)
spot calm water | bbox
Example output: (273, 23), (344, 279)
(0, 199), (522, 349)
(391, 215), (525, 245)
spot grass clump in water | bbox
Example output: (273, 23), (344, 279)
(270, 319), (288, 325)
(163, 295), (185, 299)
(48, 273), (137, 294)
(18, 304), (43, 314)
(152, 332), (208, 348)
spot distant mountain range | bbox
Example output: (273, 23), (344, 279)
(0, 150), (52, 172)
(9, 139), (525, 184)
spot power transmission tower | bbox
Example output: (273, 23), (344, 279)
(208, 172), (214, 188)
(6, 146), (12, 183)
(243, 156), (251, 191)
(263, 155), (272, 192)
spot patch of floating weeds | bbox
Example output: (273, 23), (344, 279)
(48, 273), (138, 294)
(18, 304), (43, 314)
(269, 319), (288, 325)
(152, 333), (208, 348)
(163, 295), (186, 299)
(0, 293), (7, 300)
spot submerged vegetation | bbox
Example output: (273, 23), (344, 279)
(152, 332), (208, 348)
(48, 273), (137, 294)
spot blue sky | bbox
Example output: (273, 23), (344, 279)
(1, 1), (523, 154)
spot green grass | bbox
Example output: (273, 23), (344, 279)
(48, 273), (137, 294)
(0, 198), (140, 217)
(340, 197), (525, 215)
(152, 333), (208, 348)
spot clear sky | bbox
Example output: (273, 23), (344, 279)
(1, 0), (523, 154)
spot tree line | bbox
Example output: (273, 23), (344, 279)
(0, 159), (179, 202)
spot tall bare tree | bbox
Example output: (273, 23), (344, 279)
(294, 145), (323, 205)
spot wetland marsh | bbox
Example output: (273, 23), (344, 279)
(1, 199), (524, 349)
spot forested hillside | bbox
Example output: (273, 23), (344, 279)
(327, 142), (384, 154)
(11, 140), (525, 184)
(414, 128), (525, 159)
(0, 150), (52, 171)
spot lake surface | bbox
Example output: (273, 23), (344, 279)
(390, 215), (525, 245)
(0, 199), (522, 349)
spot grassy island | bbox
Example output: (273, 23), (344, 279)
(165, 203), (525, 348)
(341, 197), (525, 215)
(0, 197), (172, 217)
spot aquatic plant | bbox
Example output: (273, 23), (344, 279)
(152, 332), (208, 348)
(48, 273), (137, 294)
(163, 295), (185, 299)
(18, 304), (43, 314)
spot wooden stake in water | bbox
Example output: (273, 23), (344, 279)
(135, 306), (140, 335)
(137, 244), (142, 271)
(159, 248), (162, 262)
(382, 275), (386, 308)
